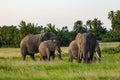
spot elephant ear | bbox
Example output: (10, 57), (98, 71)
(40, 32), (49, 41)
(40, 32), (54, 41)
(47, 32), (57, 40)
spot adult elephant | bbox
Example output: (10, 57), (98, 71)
(68, 39), (101, 63)
(75, 33), (98, 63)
(20, 32), (62, 61)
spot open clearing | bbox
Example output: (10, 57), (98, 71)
(0, 42), (120, 80)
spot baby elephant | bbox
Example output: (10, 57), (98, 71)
(68, 40), (79, 62)
(39, 40), (58, 61)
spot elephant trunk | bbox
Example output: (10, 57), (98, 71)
(57, 47), (62, 60)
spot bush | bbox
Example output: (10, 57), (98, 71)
(102, 31), (120, 42)
(88, 27), (107, 40)
(102, 45), (120, 54)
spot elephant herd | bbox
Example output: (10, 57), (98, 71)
(20, 32), (101, 63)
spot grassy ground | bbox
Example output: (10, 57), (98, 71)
(0, 42), (120, 80)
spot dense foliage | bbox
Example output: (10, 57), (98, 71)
(0, 10), (120, 47)
(102, 31), (120, 42)
(102, 45), (120, 54)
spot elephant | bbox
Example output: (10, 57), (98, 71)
(75, 33), (99, 63)
(68, 40), (78, 62)
(38, 40), (58, 61)
(20, 32), (62, 61)
(68, 39), (101, 63)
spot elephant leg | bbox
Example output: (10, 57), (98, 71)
(83, 53), (86, 63)
(69, 54), (73, 62)
(46, 49), (50, 61)
(42, 56), (47, 61)
(50, 51), (55, 60)
(83, 52), (89, 63)
(52, 54), (55, 60)
(78, 53), (82, 63)
(58, 54), (62, 60)
(85, 54), (89, 63)
(89, 52), (94, 62)
(47, 55), (50, 61)
(30, 54), (35, 61)
(39, 54), (45, 61)
(56, 46), (62, 60)
(21, 53), (26, 61)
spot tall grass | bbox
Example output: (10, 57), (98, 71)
(0, 42), (120, 80)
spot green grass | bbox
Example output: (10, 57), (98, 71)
(0, 42), (120, 80)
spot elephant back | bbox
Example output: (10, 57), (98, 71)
(69, 40), (78, 51)
(45, 32), (58, 40)
(35, 32), (58, 46)
(40, 40), (56, 52)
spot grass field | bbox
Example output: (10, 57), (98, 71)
(0, 42), (120, 80)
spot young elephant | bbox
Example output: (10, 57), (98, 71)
(68, 40), (101, 63)
(38, 40), (58, 61)
(68, 40), (79, 62)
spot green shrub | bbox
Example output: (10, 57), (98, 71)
(102, 45), (120, 54)
(102, 31), (120, 42)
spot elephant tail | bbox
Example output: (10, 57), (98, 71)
(20, 45), (27, 55)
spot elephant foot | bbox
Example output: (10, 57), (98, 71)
(77, 59), (82, 63)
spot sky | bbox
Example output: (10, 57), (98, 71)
(0, 0), (120, 31)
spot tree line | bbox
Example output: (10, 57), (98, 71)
(0, 10), (120, 48)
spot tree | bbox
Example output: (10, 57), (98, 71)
(108, 10), (115, 31)
(19, 21), (37, 39)
(97, 20), (103, 28)
(73, 20), (87, 33)
(102, 30), (120, 42)
(62, 26), (69, 32)
(108, 11), (114, 20)
(34, 25), (44, 34)
(0, 25), (20, 47)
(44, 23), (57, 34)
(56, 28), (75, 46)
(19, 21), (28, 39)
(108, 10), (120, 32)
(87, 18), (107, 40)
(0, 27), (2, 47)
(112, 10), (120, 32)
(86, 20), (92, 29)
(92, 18), (100, 29)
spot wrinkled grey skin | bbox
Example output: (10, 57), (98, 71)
(39, 40), (58, 61)
(75, 33), (100, 63)
(20, 32), (62, 61)
(68, 40), (78, 62)
(68, 40), (101, 63)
